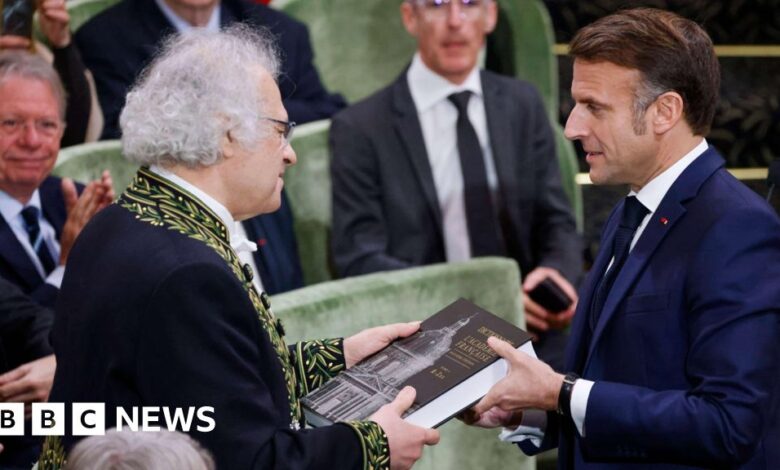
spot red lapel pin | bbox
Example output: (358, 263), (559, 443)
(660, 217), (669, 225)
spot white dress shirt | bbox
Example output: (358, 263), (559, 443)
(150, 166), (264, 293)
(501, 138), (709, 443)
(0, 189), (65, 288)
(407, 53), (499, 262)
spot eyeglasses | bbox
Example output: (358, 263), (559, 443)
(411, 0), (487, 21)
(0, 117), (64, 140)
(260, 117), (296, 147)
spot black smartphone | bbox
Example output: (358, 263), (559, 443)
(2, 0), (35, 38)
(528, 276), (573, 313)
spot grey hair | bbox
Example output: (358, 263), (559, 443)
(64, 429), (215, 470)
(0, 51), (66, 120)
(120, 25), (281, 168)
(631, 79), (667, 135)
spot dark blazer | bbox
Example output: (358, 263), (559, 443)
(0, 177), (67, 308)
(75, 0), (345, 139)
(0, 277), (53, 468)
(0, 277), (53, 375)
(330, 70), (581, 284)
(523, 148), (780, 468)
(246, 191), (303, 295)
(49, 174), (377, 469)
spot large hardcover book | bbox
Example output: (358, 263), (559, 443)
(302, 298), (533, 429)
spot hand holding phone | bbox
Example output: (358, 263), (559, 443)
(528, 276), (573, 313)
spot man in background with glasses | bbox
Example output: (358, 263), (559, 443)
(0, 51), (113, 311)
(0, 51), (113, 468)
(331, 0), (581, 371)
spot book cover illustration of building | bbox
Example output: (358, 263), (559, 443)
(302, 298), (531, 425)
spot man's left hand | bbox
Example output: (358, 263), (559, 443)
(344, 321), (420, 368)
(0, 355), (56, 416)
(522, 267), (578, 334)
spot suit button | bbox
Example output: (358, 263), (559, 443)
(242, 263), (254, 282)
(260, 292), (271, 309)
(275, 319), (286, 337)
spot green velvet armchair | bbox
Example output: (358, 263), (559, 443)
(53, 140), (137, 193)
(272, 257), (534, 470)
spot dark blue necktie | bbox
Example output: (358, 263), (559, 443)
(448, 91), (506, 257)
(589, 196), (649, 331)
(20, 206), (57, 275)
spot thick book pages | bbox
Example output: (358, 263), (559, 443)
(302, 298), (532, 429)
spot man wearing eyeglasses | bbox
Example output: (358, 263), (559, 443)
(0, 51), (113, 310)
(331, 0), (581, 370)
(0, 51), (113, 468)
(48, 27), (439, 470)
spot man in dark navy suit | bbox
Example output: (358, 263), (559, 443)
(0, 51), (113, 309)
(467, 8), (780, 469)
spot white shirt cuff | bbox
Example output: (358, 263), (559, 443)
(498, 409), (547, 446)
(45, 265), (65, 289)
(571, 378), (594, 436)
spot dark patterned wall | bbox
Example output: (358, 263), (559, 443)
(545, 0), (780, 169)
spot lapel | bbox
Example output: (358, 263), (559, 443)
(139, 0), (178, 50)
(481, 71), (519, 210)
(564, 204), (620, 372)
(0, 215), (42, 289)
(391, 72), (443, 234)
(583, 147), (726, 368)
(39, 177), (66, 240)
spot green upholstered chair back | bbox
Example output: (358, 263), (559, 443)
(284, 119), (333, 285)
(554, 124), (583, 232)
(280, 0), (416, 104)
(272, 257), (532, 470)
(496, 0), (559, 121)
(495, 0), (583, 231)
(53, 140), (138, 193)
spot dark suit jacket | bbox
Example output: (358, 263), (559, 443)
(0, 277), (53, 375)
(522, 148), (780, 468)
(245, 191), (303, 295)
(0, 177), (67, 308)
(49, 172), (377, 469)
(75, 0), (345, 139)
(0, 277), (53, 468)
(330, 70), (581, 284)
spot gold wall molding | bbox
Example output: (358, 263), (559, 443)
(576, 168), (768, 185)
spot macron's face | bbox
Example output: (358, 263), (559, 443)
(0, 77), (62, 202)
(565, 60), (659, 189)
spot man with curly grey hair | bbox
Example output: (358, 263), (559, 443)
(48, 26), (439, 470)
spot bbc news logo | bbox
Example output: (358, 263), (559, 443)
(0, 404), (215, 436)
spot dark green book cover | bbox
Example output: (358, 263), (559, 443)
(302, 298), (532, 428)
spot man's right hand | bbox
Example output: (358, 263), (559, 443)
(370, 386), (439, 470)
(59, 171), (114, 264)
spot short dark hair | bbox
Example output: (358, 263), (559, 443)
(569, 8), (720, 136)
